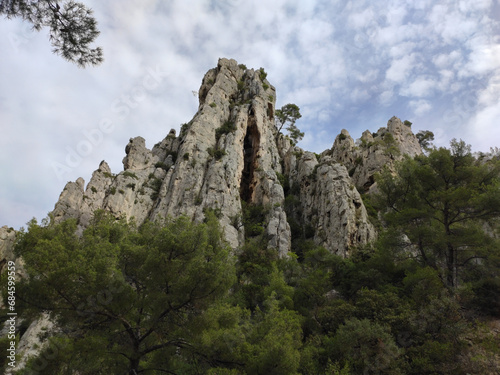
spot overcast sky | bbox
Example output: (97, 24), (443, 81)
(1, 0), (499, 229)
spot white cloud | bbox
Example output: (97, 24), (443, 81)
(402, 77), (436, 97)
(409, 99), (432, 116)
(386, 54), (416, 83)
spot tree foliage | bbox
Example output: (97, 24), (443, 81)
(14, 211), (235, 374)
(275, 103), (303, 145)
(376, 139), (500, 289)
(416, 130), (435, 151)
(0, 0), (103, 67)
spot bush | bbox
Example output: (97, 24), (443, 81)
(258, 67), (267, 81)
(208, 147), (226, 160)
(215, 121), (236, 141)
(331, 318), (401, 373)
(155, 162), (169, 171)
(122, 171), (138, 179)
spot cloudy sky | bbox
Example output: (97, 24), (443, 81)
(1, 0), (500, 229)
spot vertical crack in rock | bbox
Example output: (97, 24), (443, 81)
(240, 108), (260, 203)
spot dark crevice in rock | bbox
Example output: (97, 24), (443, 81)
(240, 111), (260, 203)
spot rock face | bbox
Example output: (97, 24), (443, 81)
(284, 149), (376, 257)
(329, 116), (422, 192)
(49, 59), (422, 258)
(0, 226), (16, 273)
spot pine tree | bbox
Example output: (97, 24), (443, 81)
(0, 0), (103, 67)
(376, 139), (500, 289)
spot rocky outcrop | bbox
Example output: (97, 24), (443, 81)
(51, 59), (292, 256)
(284, 148), (376, 257)
(330, 116), (422, 192)
(0, 226), (16, 273)
(49, 59), (423, 258)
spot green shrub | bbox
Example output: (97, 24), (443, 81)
(209, 102), (217, 108)
(238, 64), (247, 70)
(215, 121), (236, 141)
(91, 186), (97, 193)
(180, 123), (189, 137)
(155, 162), (169, 171)
(183, 153), (189, 161)
(122, 171), (138, 179)
(258, 67), (267, 81)
(126, 183), (136, 191)
(208, 147), (226, 160)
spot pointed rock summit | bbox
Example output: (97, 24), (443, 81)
(51, 58), (423, 257)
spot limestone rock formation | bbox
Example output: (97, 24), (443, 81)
(0, 226), (16, 274)
(48, 59), (417, 258)
(330, 116), (422, 192)
(283, 148), (376, 257)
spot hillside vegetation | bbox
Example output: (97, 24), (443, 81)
(2, 140), (499, 374)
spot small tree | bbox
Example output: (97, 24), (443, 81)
(416, 130), (435, 151)
(275, 103), (303, 145)
(0, 0), (103, 67)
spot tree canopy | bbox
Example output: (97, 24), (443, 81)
(14, 211), (235, 374)
(376, 139), (500, 289)
(0, 0), (103, 67)
(275, 103), (303, 146)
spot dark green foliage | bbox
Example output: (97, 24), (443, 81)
(215, 120), (237, 141)
(238, 63), (247, 70)
(183, 152), (189, 160)
(241, 201), (269, 239)
(330, 318), (401, 373)
(0, 0), (103, 67)
(258, 67), (267, 81)
(13, 212), (235, 374)
(122, 171), (138, 179)
(208, 147), (226, 160)
(154, 161), (169, 171)
(416, 130), (435, 150)
(180, 123), (189, 137)
(275, 103), (303, 145)
(149, 176), (162, 200)
(404, 120), (412, 127)
(338, 133), (347, 141)
(375, 139), (500, 289)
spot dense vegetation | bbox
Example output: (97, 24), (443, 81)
(2, 141), (500, 374)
